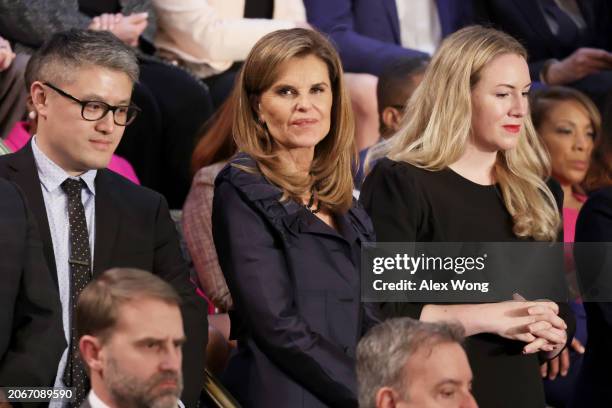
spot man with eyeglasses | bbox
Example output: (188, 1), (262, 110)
(0, 29), (207, 408)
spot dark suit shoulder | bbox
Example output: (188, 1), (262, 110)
(98, 168), (166, 206)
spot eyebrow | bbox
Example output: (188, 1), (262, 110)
(434, 379), (463, 387)
(135, 336), (187, 345)
(496, 83), (532, 90)
(272, 82), (330, 89)
(80, 93), (131, 105)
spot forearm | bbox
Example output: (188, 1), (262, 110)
(420, 303), (492, 336)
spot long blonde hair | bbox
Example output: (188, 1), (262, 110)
(368, 26), (560, 241)
(233, 28), (355, 214)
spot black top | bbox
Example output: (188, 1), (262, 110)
(361, 158), (550, 408)
(244, 0), (274, 19)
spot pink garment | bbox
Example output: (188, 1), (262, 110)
(563, 194), (588, 243)
(4, 121), (140, 184)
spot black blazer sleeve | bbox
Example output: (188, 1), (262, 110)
(0, 181), (65, 387)
(575, 188), (612, 326)
(360, 159), (426, 320)
(152, 195), (208, 407)
(213, 181), (358, 407)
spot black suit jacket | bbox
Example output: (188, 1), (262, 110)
(0, 144), (207, 407)
(472, 0), (612, 80)
(212, 154), (381, 408)
(570, 186), (612, 407)
(0, 178), (65, 388)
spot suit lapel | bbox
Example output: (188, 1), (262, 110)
(382, 0), (402, 44)
(92, 170), (120, 277)
(511, 0), (557, 55)
(5, 143), (59, 288)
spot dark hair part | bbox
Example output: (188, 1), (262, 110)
(25, 29), (139, 89)
(356, 318), (465, 408)
(76, 268), (180, 343)
(377, 56), (429, 115)
(191, 94), (238, 174)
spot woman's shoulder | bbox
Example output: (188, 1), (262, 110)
(363, 157), (435, 195)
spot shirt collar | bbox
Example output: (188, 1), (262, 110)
(88, 389), (182, 408)
(88, 390), (111, 408)
(32, 135), (97, 195)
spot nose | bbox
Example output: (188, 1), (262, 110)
(573, 131), (592, 152)
(509, 94), (528, 118)
(159, 345), (182, 372)
(462, 393), (479, 408)
(295, 94), (313, 111)
(94, 110), (115, 134)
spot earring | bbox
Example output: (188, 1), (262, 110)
(28, 111), (37, 119)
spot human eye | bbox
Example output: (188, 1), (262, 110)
(495, 93), (509, 98)
(438, 387), (457, 399)
(276, 86), (296, 96)
(84, 101), (106, 113)
(311, 85), (325, 94)
(554, 126), (573, 135)
(521, 90), (530, 97)
(587, 130), (596, 139)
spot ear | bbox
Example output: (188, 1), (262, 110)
(30, 81), (49, 120)
(382, 107), (403, 133)
(250, 95), (265, 123)
(375, 387), (400, 408)
(79, 335), (104, 374)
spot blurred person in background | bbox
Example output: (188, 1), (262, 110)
(531, 86), (599, 407)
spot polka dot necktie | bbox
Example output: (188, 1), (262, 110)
(61, 178), (91, 407)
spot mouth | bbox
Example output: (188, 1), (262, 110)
(89, 139), (113, 150)
(569, 160), (589, 171)
(502, 125), (521, 134)
(290, 118), (318, 127)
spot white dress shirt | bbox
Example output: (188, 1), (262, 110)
(395, 0), (442, 55)
(32, 136), (97, 408)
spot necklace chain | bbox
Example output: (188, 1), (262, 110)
(306, 190), (321, 214)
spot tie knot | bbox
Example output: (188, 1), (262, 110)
(61, 178), (85, 198)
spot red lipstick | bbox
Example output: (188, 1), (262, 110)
(503, 125), (521, 133)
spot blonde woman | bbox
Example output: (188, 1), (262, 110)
(212, 28), (380, 407)
(361, 26), (573, 407)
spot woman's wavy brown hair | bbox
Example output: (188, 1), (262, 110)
(191, 96), (237, 175)
(233, 28), (355, 214)
(583, 99), (612, 191)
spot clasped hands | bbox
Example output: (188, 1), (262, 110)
(88, 12), (149, 47)
(487, 294), (567, 357)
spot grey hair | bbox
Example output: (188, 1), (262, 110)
(356, 318), (465, 408)
(25, 28), (139, 88)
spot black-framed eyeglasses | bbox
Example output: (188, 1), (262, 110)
(43, 82), (141, 126)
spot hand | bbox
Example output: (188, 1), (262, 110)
(479, 299), (566, 345)
(111, 12), (148, 47)
(0, 37), (15, 71)
(89, 13), (123, 31)
(539, 337), (584, 380)
(546, 47), (612, 85)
